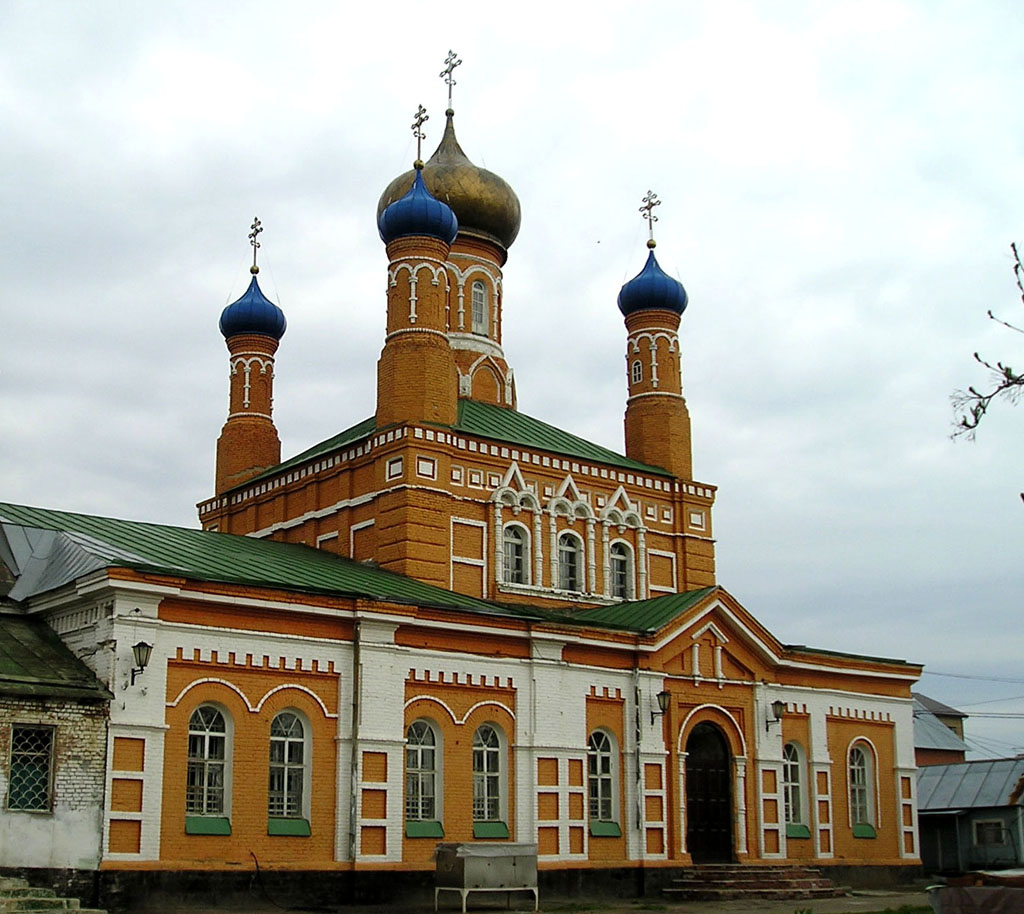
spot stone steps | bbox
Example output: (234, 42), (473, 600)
(664, 864), (846, 902)
(0, 877), (106, 914)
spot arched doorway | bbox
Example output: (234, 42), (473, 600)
(685, 722), (733, 863)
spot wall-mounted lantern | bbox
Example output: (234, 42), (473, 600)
(650, 690), (671, 725)
(766, 699), (786, 732)
(130, 640), (153, 686)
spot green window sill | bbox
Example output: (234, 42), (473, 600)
(474, 821), (510, 839)
(590, 821), (622, 838)
(268, 818), (311, 837)
(853, 823), (877, 839)
(406, 820), (444, 838)
(786, 823), (811, 839)
(185, 816), (231, 835)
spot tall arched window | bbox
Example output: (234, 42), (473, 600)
(631, 360), (643, 384)
(587, 731), (615, 822)
(609, 542), (633, 599)
(187, 705), (228, 815)
(783, 742), (804, 827)
(558, 532), (583, 592)
(269, 711), (306, 819)
(406, 720), (438, 821)
(471, 280), (489, 335)
(503, 525), (528, 584)
(849, 741), (876, 835)
(472, 724), (502, 822)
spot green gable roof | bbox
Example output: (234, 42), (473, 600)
(571, 587), (716, 633)
(0, 614), (111, 700)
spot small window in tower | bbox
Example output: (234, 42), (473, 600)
(471, 281), (489, 335)
(631, 360), (643, 384)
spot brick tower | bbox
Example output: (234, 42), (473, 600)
(620, 216), (693, 481)
(214, 221), (287, 495)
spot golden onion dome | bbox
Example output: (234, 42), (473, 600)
(377, 110), (521, 252)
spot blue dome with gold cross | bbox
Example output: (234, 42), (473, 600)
(219, 272), (287, 340)
(617, 247), (688, 317)
(378, 166), (459, 246)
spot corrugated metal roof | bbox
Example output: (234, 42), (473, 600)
(914, 691), (969, 719)
(0, 614), (111, 700)
(917, 758), (1024, 812)
(914, 698), (970, 752)
(243, 415), (376, 486)
(572, 587), (716, 632)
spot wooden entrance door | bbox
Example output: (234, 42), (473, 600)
(685, 722), (733, 863)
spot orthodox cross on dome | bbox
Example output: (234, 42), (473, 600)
(411, 104), (429, 166)
(439, 49), (462, 112)
(640, 190), (660, 249)
(248, 216), (263, 274)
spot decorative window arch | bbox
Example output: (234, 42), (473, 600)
(609, 541), (633, 599)
(631, 359), (643, 384)
(471, 280), (488, 335)
(783, 742), (806, 829)
(503, 523), (529, 585)
(187, 705), (230, 817)
(472, 723), (508, 837)
(849, 741), (876, 835)
(406, 719), (441, 823)
(587, 730), (619, 833)
(557, 531), (584, 592)
(269, 710), (308, 820)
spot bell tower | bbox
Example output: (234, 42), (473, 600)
(214, 219), (287, 495)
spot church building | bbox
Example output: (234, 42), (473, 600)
(0, 66), (922, 909)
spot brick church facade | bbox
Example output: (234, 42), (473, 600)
(0, 85), (922, 909)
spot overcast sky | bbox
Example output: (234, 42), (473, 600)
(2, 1), (1022, 758)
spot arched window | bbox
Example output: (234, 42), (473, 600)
(503, 525), (528, 585)
(588, 731), (616, 823)
(609, 542), (633, 599)
(406, 720), (439, 821)
(269, 711), (306, 819)
(631, 360), (643, 384)
(783, 742), (804, 826)
(558, 532), (583, 592)
(471, 280), (489, 335)
(472, 724), (502, 822)
(849, 742), (875, 832)
(187, 705), (228, 815)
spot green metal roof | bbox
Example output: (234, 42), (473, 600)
(453, 400), (671, 476)
(0, 614), (111, 700)
(243, 415), (376, 487)
(0, 502), (540, 619)
(572, 587), (717, 632)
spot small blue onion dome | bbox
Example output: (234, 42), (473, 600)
(377, 167), (458, 246)
(617, 248), (688, 316)
(219, 272), (287, 340)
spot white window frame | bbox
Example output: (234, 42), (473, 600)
(471, 280), (489, 335)
(609, 540), (634, 599)
(268, 709), (310, 820)
(848, 742), (875, 827)
(502, 523), (530, 585)
(472, 723), (506, 823)
(783, 742), (806, 826)
(406, 719), (442, 822)
(187, 704), (232, 817)
(631, 359), (643, 384)
(587, 730), (618, 824)
(557, 531), (584, 592)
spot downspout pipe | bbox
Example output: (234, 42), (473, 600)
(348, 618), (362, 862)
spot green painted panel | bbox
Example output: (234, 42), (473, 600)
(853, 823), (877, 839)
(786, 823), (811, 839)
(185, 816), (231, 835)
(406, 820), (444, 838)
(268, 818), (311, 836)
(589, 821), (622, 837)
(473, 821), (510, 839)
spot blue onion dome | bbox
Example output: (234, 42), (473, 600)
(377, 165), (459, 246)
(219, 272), (287, 340)
(377, 111), (521, 251)
(617, 246), (689, 316)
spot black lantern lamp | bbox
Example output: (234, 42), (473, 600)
(130, 640), (153, 686)
(650, 689), (671, 725)
(766, 699), (787, 731)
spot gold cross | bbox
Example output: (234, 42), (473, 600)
(249, 217), (263, 273)
(439, 49), (462, 110)
(640, 191), (661, 247)
(411, 104), (429, 164)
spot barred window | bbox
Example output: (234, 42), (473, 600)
(472, 724), (502, 821)
(186, 706), (227, 815)
(269, 712), (305, 818)
(7, 726), (54, 811)
(587, 730), (615, 822)
(406, 720), (438, 821)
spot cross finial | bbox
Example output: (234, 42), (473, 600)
(411, 104), (429, 167)
(439, 49), (462, 112)
(248, 217), (263, 274)
(640, 190), (661, 249)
